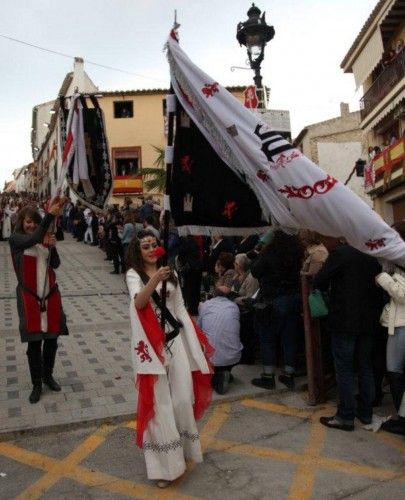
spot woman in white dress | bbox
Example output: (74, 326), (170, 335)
(2, 202), (17, 239)
(125, 230), (212, 488)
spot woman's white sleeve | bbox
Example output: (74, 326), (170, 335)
(376, 272), (405, 304)
(126, 270), (142, 299)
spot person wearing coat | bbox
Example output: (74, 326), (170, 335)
(374, 220), (405, 435)
(313, 237), (383, 431)
(9, 200), (68, 404)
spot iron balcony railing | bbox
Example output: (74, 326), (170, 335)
(360, 49), (405, 120)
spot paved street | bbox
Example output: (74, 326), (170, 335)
(0, 235), (404, 499)
(0, 235), (271, 435)
(0, 394), (404, 499)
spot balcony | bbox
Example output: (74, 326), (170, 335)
(112, 175), (143, 195)
(360, 49), (404, 120)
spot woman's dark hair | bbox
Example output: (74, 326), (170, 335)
(262, 229), (304, 273)
(216, 251), (235, 271)
(14, 206), (42, 234)
(125, 230), (177, 285)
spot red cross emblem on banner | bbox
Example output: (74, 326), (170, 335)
(222, 201), (237, 219)
(180, 155), (192, 174)
(202, 82), (219, 98)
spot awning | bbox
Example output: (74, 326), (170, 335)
(353, 29), (384, 89)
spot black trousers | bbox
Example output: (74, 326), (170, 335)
(26, 339), (58, 385)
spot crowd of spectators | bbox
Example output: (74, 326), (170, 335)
(1, 190), (404, 436)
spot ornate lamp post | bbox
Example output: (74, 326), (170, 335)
(236, 3), (275, 109)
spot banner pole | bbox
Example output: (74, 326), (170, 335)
(160, 87), (175, 331)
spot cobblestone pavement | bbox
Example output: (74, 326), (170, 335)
(0, 393), (404, 499)
(0, 236), (270, 435)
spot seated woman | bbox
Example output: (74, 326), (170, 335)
(214, 252), (235, 297)
(232, 253), (259, 364)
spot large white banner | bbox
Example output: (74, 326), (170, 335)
(166, 33), (405, 265)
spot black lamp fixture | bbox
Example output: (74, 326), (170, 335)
(236, 3), (275, 108)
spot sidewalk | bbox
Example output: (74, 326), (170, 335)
(0, 236), (289, 436)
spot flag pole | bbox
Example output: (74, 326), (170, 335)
(160, 15), (179, 331)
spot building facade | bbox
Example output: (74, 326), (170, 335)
(293, 103), (370, 204)
(31, 59), (247, 206)
(341, 0), (405, 224)
(31, 58), (99, 200)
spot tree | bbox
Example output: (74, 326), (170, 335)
(141, 145), (166, 192)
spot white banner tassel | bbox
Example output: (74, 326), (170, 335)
(165, 145), (174, 164)
(166, 94), (176, 114)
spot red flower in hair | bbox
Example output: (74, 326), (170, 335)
(153, 246), (166, 258)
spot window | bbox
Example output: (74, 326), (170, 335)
(112, 147), (141, 177)
(114, 101), (133, 118)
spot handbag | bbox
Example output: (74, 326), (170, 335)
(308, 289), (328, 318)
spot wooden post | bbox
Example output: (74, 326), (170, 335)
(301, 275), (326, 405)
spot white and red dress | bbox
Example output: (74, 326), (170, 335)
(9, 213), (68, 342)
(126, 268), (212, 481)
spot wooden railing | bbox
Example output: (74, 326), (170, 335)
(360, 49), (404, 120)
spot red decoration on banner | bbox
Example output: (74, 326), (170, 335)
(278, 175), (338, 199)
(244, 85), (258, 109)
(222, 201), (237, 219)
(170, 29), (179, 42)
(202, 82), (219, 98)
(179, 84), (194, 108)
(257, 169), (269, 182)
(365, 238), (386, 250)
(274, 150), (301, 168)
(180, 154), (192, 174)
(135, 341), (152, 363)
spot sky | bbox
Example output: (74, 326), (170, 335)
(0, 0), (378, 189)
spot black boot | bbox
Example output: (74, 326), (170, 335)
(278, 372), (295, 390)
(27, 341), (43, 403)
(387, 372), (404, 411)
(43, 340), (61, 392)
(252, 373), (275, 390)
(29, 382), (42, 404)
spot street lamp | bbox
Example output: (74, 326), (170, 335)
(236, 3), (275, 109)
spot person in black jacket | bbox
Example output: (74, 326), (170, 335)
(250, 230), (304, 390)
(313, 237), (383, 431)
(9, 201), (68, 404)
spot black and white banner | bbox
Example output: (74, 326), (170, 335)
(59, 94), (112, 210)
(166, 33), (405, 265)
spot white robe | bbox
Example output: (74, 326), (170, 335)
(2, 206), (15, 239)
(126, 269), (210, 481)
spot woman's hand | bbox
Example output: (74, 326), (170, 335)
(152, 266), (171, 285)
(48, 197), (65, 216)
